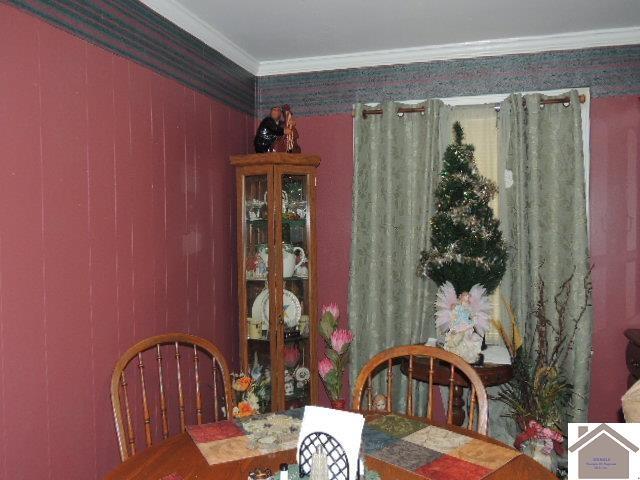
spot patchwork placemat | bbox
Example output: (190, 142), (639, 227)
(187, 410), (518, 478)
(186, 409), (303, 466)
(364, 414), (520, 480)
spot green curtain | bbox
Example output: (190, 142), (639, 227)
(348, 93), (591, 441)
(349, 100), (450, 411)
(497, 90), (593, 432)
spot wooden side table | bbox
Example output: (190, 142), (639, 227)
(402, 356), (513, 426)
(624, 329), (640, 387)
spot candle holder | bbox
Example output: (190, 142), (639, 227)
(298, 432), (351, 480)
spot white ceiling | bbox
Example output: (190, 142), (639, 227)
(142, 0), (640, 75)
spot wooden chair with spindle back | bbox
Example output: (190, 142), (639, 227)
(110, 333), (234, 461)
(352, 345), (489, 435)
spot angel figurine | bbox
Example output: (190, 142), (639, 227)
(274, 105), (301, 153)
(435, 282), (492, 363)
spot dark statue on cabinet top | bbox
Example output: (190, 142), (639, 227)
(254, 105), (301, 154)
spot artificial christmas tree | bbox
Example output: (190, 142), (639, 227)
(418, 121), (507, 295)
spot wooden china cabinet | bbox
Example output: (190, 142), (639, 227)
(231, 153), (320, 412)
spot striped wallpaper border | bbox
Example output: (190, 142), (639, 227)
(6, 0), (256, 114)
(5, 1), (640, 118)
(258, 44), (640, 117)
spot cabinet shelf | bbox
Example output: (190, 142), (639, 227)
(246, 276), (309, 282)
(247, 218), (307, 228)
(247, 335), (310, 343)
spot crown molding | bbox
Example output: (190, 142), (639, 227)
(256, 26), (640, 76)
(139, 0), (260, 74)
(132, 1), (640, 79)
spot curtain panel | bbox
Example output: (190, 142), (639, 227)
(348, 100), (449, 409)
(498, 90), (592, 424)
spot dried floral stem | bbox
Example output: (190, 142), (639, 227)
(497, 263), (593, 435)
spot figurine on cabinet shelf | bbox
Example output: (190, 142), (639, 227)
(246, 199), (266, 220)
(295, 366), (311, 389)
(254, 105), (301, 153)
(284, 369), (295, 397)
(246, 251), (268, 280)
(254, 106), (287, 153)
(274, 105), (301, 153)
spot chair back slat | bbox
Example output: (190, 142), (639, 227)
(120, 371), (136, 456)
(386, 359), (392, 413)
(212, 357), (220, 421)
(352, 345), (488, 435)
(137, 352), (153, 448)
(406, 355), (414, 416)
(469, 385), (477, 431)
(111, 333), (233, 462)
(427, 356), (435, 421)
(447, 365), (456, 425)
(193, 345), (203, 425)
(156, 345), (169, 439)
(174, 342), (187, 432)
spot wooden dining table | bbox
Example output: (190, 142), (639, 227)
(105, 413), (555, 480)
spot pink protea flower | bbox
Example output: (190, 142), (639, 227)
(283, 345), (301, 368)
(318, 357), (335, 380)
(330, 328), (354, 355)
(321, 302), (340, 319)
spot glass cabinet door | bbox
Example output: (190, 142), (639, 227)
(234, 153), (320, 414)
(241, 172), (274, 413)
(276, 169), (316, 409)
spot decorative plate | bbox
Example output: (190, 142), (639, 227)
(252, 289), (269, 330)
(252, 288), (301, 330)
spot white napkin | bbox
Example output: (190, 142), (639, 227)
(297, 406), (365, 480)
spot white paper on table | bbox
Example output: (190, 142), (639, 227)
(296, 406), (365, 480)
(482, 345), (512, 365)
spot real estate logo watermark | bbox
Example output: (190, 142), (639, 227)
(568, 423), (640, 480)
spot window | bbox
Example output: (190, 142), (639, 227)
(449, 105), (502, 342)
(442, 88), (591, 344)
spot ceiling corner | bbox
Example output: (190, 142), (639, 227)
(140, 0), (260, 75)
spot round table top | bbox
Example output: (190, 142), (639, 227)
(105, 431), (297, 480)
(104, 413), (555, 480)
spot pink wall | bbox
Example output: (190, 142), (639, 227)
(589, 96), (640, 422)
(295, 96), (640, 422)
(296, 115), (354, 404)
(0, 5), (250, 479)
